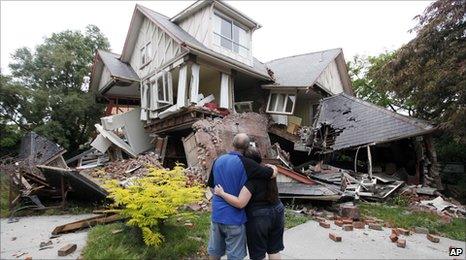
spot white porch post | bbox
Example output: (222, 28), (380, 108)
(220, 72), (231, 109)
(189, 63), (200, 104)
(177, 64), (188, 108)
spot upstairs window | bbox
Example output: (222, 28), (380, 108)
(213, 13), (250, 57)
(140, 42), (152, 68)
(266, 91), (296, 115)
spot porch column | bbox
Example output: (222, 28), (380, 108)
(177, 64), (188, 108)
(220, 73), (232, 109)
(189, 63), (200, 104)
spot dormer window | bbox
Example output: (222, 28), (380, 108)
(140, 42), (152, 68)
(213, 13), (250, 58)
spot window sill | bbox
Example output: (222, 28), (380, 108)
(266, 111), (294, 116)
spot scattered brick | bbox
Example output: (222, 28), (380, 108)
(414, 227), (428, 234)
(339, 204), (360, 220)
(389, 233), (398, 242)
(329, 233), (342, 242)
(342, 224), (353, 231)
(334, 220), (343, 227)
(397, 228), (410, 236)
(342, 219), (353, 225)
(315, 217), (326, 223)
(369, 223), (382, 230)
(391, 228), (400, 236)
(396, 239), (406, 248)
(58, 244), (77, 256)
(426, 234), (440, 243)
(353, 221), (365, 229)
(319, 221), (330, 228)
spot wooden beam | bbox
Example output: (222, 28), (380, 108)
(51, 213), (123, 235)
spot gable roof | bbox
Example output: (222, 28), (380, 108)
(315, 93), (435, 151)
(264, 48), (342, 88)
(98, 50), (139, 82)
(171, 0), (261, 30)
(120, 4), (271, 80)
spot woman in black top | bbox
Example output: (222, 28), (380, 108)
(214, 147), (285, 260)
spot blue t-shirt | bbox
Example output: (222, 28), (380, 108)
(211, 151), (247, 225)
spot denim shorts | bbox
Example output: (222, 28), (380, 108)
(207, 222), (247, 260)
(246, 202), (285, 260)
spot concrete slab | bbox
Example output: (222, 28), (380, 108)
(1, 214), (95, 259)
(282, 220), (465, 259)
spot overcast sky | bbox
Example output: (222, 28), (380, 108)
(1, 1), (432, 74)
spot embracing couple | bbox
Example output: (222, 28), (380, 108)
(207, 133), (285, 260)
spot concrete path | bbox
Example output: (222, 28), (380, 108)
(282, 220), (465, 259)
(1, 214), (95, 259)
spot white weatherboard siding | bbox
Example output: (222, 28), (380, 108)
(98, 66), (111, 91)
(178, 5), (212, 48)
(316, 60), (344, 95)
(130, 18), (183, 80)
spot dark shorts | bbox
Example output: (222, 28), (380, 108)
(246, 202), (285, 260)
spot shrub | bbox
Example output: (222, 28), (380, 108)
(105, 165), (204, 247)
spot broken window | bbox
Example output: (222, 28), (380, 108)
(266, 91), (296, 115)
(150, 71), (173, 109)
(140, 42), (152, 67)
(213, 13), (250, 57)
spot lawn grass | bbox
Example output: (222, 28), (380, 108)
(284, 209), (312, 229)
(0, 173), (11, 218)
(83, 212), (211, 259)
(359, 202), (466, 241)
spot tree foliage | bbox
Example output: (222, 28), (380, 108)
(374, 0), (465, 144)
(105, 165), (204, 247)
(0, 25), (109, 153)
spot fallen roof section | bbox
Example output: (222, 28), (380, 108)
(18, 132), (66, 166)
(97, 50), (139, 82)
(314, 93), (435, 151)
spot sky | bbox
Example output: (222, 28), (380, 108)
(0, 0), (432, 74)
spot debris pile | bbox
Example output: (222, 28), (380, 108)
(83, 152), (163, 181)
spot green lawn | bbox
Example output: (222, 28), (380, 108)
(284, 209), (312, 229)
(359, 202), (466, 241)
(83, 212), (211, 259)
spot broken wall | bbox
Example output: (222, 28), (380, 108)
(184, 112), (272, 178)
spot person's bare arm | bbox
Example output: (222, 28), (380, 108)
(214, 185), (252, 209)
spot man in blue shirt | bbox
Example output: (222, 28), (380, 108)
(207, 133), (277, 260)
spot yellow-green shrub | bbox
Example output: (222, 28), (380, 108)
(105, 165), (204, 247)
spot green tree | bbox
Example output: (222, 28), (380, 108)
(0, 25), (109, 153)
(374, 0), (465, 144)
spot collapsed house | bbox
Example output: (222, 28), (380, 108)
(83, 0), (445, 200)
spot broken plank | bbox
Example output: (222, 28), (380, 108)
(51, 214), (123, 235)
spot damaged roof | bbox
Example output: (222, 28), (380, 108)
(97, 50), (139, 82)
(315, 93), (435, 151)
(264, 48), (342, 87)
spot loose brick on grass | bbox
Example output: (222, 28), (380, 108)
(397, 228), (410, 236)
(342, 224), (353, 231)
(427, 234), (440, 243)
(397, 239), (406, 248)
(329, 233), (342, 242)
(319, 221), (330, 228)
(368, 223), (382, 230)
(353, 221), (365, 229)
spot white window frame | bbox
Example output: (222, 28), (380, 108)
(266, 90), (297, 115)
(213, 13), (250, 57)
(149, 71), (173, 110)
(140, 42), (152, 68)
